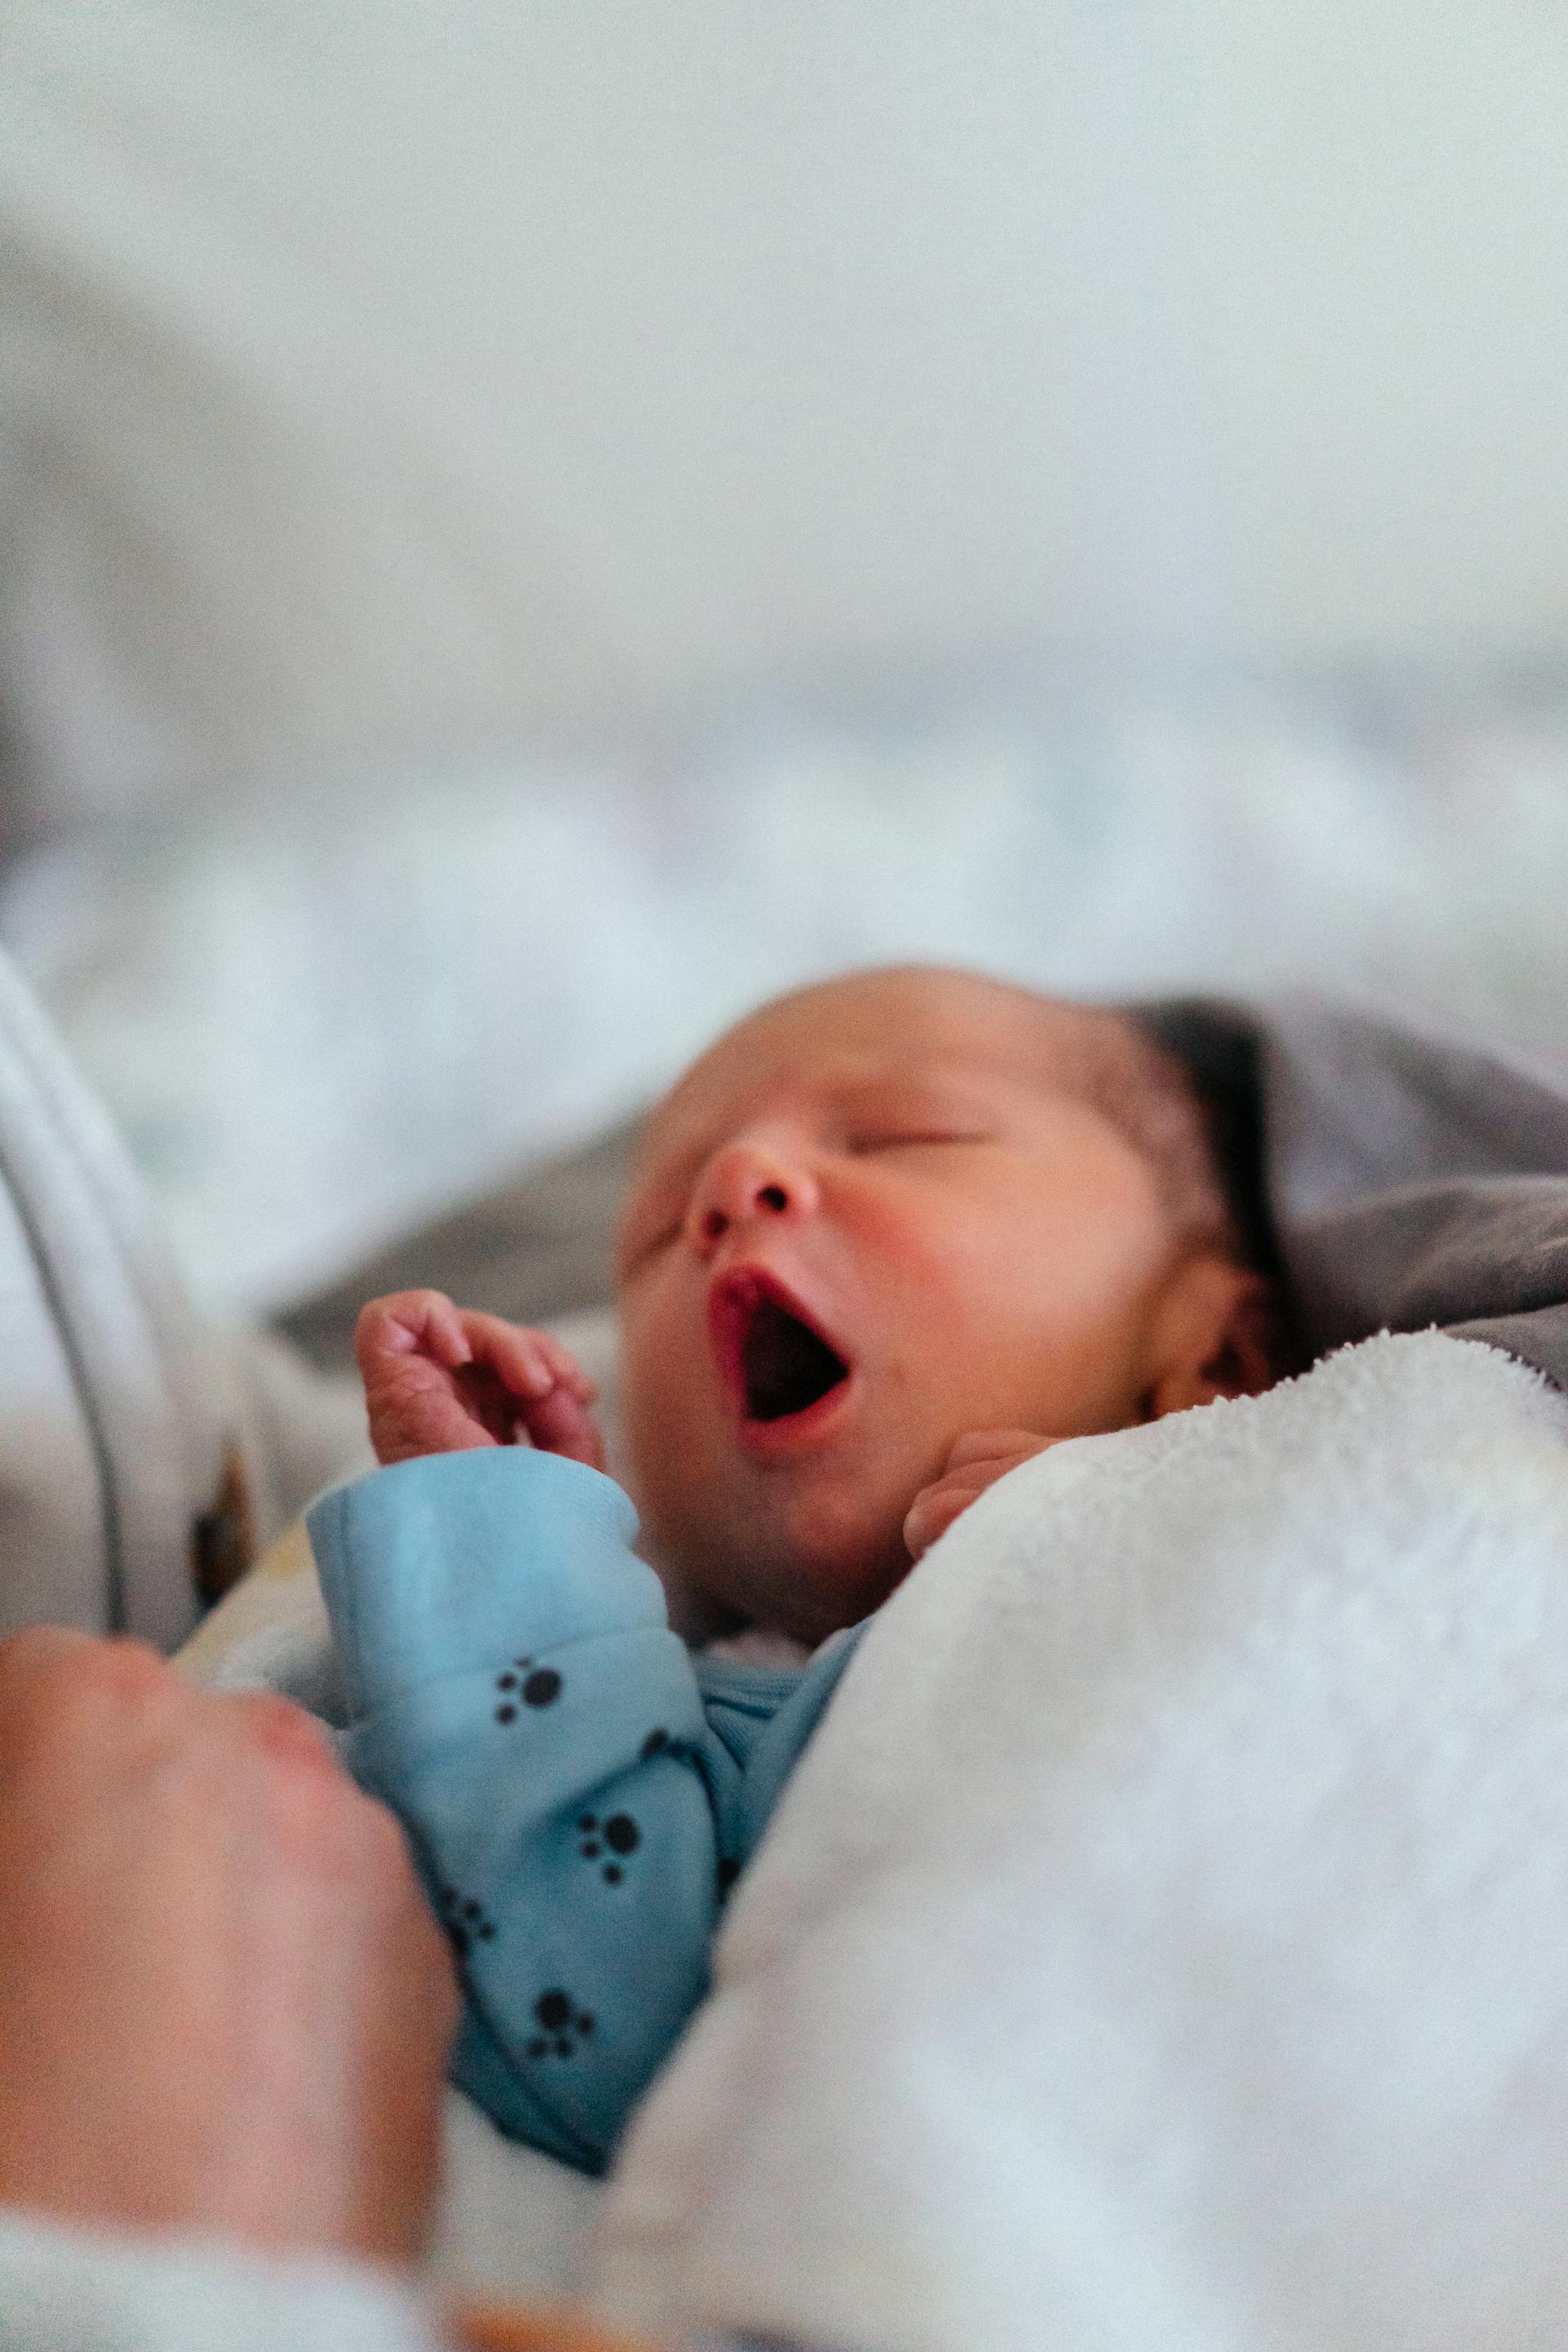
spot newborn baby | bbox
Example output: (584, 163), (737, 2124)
(309, 965), (1279, 2171)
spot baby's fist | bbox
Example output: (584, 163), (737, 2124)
(354, 1290), (604, 1470)
(903, 1428), (1060, 1561)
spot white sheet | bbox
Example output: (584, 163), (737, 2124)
(0, 2212), (438, 2352)
(588, 1332), (1568, 2352)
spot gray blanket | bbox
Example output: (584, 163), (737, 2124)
(1144, 996), (1568, 1386)
(276, 1120), (637, 1369)
(278, 994), (1568, 1388)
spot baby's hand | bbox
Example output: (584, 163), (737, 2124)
(354, 1290), (605, 1470)
(903, 1428), (1061, 1561)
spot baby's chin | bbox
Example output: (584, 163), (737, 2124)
(647, 1495), (914, 1650)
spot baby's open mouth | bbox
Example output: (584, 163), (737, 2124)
(710, 1272), (852, 1425)
(742, 1296), (849, 1421)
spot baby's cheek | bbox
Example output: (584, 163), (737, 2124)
(620, 1374), (710, 1530)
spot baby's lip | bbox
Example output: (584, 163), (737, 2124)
(706, 1265), (855, 1441)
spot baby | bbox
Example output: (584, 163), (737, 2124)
(308, 965), (1278, 2172)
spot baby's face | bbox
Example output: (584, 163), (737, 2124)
(615, 970), (1192, 1645)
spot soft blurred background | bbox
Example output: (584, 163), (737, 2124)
(2, 1), (1566, 1321)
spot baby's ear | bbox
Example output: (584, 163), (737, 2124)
(1145, 1258), (1277, 1421)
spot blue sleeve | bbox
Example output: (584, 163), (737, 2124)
(306, 1449), (743, 2175)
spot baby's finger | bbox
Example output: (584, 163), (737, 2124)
(356, 1290), (473, 1370)
(942, 1427), (1052, 1472)
(903, 1479), (967, 1561)
(518, 1386), (607, 1471)
(530, 1330), (599, 1405)
(457, 1312), (556, 1401)
(417, 1293), (477, 1370)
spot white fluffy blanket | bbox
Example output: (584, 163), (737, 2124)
(585, 1332), (1568, 2352)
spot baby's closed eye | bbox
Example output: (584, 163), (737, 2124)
(837, 1077), (996, 1156)
(617, 1216), (682, 1279)
(846, 1126), (991, 1154)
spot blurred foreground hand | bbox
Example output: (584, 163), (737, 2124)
(0, 1628), (457, 2264)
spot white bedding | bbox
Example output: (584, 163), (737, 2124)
(587, 1332), (1568, 2352)
(189, 1325), (1568, 2347)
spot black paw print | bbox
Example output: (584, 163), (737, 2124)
(493, 1655), (564, 1725)
(526, 1988), (596, 2060)
(577, 1809), (641, 1884)
(435, 1884), (497, 1958)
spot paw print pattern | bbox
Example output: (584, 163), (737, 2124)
(493, 1655), (564, 1724)
(577, 1810), (641, 1883)
(526, 1988), (596, 2060)
(435, 1884), (497, 1958)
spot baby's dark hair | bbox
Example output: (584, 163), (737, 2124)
(1045, 999), (1294, 1374)
(1049, 1003), (1239, 1257)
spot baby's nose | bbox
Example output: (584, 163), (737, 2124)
(691, 1141), (814, 1250)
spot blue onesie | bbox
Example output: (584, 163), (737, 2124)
(306, 1447), (863, 2175)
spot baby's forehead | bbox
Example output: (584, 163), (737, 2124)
(633, 977), (1083, 1172)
